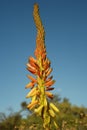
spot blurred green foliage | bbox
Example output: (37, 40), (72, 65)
(0, 95), (87, 130)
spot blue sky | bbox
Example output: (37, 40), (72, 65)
(0, 0), (87, 114)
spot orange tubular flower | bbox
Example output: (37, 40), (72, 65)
(26, 3), (59, 129)
(27, 75), (37, 83)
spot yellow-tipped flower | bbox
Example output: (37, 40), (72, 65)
(25, 3), (59, 129)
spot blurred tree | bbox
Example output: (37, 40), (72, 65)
(21, 101), (27, 110)
(0, 111), (21, 130)
(0, 96), (87, 130)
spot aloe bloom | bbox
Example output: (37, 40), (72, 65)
(26, 3), (59, 129)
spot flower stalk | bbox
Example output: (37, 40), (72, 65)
(26, 3), (59, 129)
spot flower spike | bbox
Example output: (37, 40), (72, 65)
(26, 3), (59, 129)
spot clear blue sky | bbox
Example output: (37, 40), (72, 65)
(0, 0), (87, 114)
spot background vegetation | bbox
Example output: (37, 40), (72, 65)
(0, 95), (87, 130)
